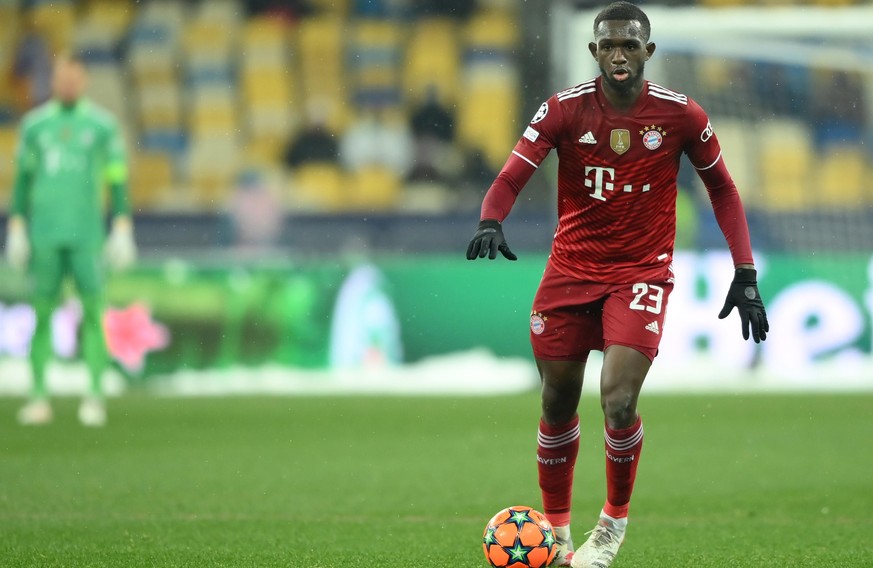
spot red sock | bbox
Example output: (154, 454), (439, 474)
(537, 415), (580, 527)
(603, 416), (644, 519)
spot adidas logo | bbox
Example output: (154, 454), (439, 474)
(645, 321), (660, 335)
(578, 131), (597, 144)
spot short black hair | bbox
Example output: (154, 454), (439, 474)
(593, 1), (651, 42)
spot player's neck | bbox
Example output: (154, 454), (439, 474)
(600, 79), (645, 112)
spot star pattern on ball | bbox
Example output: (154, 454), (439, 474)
(505, 539), (535, 564)
(541, 527), (556, 548)
(483, 526), (499, 546)
(507, 508), (534, 529)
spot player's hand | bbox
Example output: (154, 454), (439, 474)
(105, 216), (137, 271)
(5, 216), (30, 271)
(466, 219), (517, 261)
(718, 267), (769, 343)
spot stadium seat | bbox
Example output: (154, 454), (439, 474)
(131, 152), (175, 210)
(289, 163), (347, 211)
(815, 146), (870, 208)
(0, 125), (18, 202)
(31, 0), (75, 53)
(187, 138), (239, 208)
(350, 165), (401, 210)
(707, 117), (756, 204)
(457, 85), (519, 171)
(404, 18), (460, 105)
(463, 8), (520, 52)
(757, 119), (813, 212)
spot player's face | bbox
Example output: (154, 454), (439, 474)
(588, 20), (654, 94)
(52, 60), (87, 105)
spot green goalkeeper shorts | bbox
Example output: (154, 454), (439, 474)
(30, 245), (104, 299)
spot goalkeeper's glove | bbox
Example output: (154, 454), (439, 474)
(718, 267), (769, 343)
(105, 216), (137, 271)
(5, 216), (30, 271)
(466, 219), (517, 261)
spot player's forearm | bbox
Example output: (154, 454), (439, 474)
(10, 168), (33, 218)
(480, 153), (536, 222)
(705, 185), (754, 267)
(108, 181), (131, 217)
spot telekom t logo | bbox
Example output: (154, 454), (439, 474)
(584, 166), (650, 201)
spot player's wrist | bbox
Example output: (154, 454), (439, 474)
(112, 215), (133, 233)
(8, 216), (27, 232)
(733, 267), (757, 281)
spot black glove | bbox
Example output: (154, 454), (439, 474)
(718, 268), (769, 343)
(465, 219), (517, 261)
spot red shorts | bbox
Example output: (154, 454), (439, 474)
(530, 261), (674, 362)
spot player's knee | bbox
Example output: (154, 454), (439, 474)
(600, 389), (637, 428)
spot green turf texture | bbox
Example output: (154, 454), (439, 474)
(1, 393), (871, 567)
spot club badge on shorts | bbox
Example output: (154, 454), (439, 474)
(530, 311), (547, 335)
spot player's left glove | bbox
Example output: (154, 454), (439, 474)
(466, 219), (517, 261)
(718, 267), (769, 343)
(105, 216), (137, 271)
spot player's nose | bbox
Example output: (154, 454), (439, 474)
(611, 49), (627, 64)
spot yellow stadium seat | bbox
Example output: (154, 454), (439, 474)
(707, 118), (756, 204)
(815, 146), (871, 208)
(757, 119), (813, 212)
(404, 18), (460, 104)
(131, 152), (175, 210)
(464, 8), (520, 50)
(0, 126), (19, 203)
(351, 165), (401, 211)
(289, 163), (347, 211)
(188, 139), (239, 208)
(31, 2), (75, 53)
(457, 86), (519, 171)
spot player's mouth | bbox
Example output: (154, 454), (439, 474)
(612, 68), (630, 82)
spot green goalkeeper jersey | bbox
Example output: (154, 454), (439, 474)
(10, 98), (130, 247)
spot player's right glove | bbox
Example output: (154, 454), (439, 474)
(718, 267), (769, 343)
(466, 219), (517, 261)
(105, 216), (137, 271)
(5, 216), (30, 271)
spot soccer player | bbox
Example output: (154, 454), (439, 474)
(5, 53), (136, 427)
(465, 3), (768, 567)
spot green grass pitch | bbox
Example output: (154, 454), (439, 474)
(1, 392), (872, 567)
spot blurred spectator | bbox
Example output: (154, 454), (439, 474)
(414, 0), (476, 19)
(410, 88), (455, 142)
(810, 70), (867, 146)
(11, 23), (52, 112)
(283, 103), (340, 168)
(406, 87), (462, 189)
(228, 170), (284, 250)
(340, 107), (413, 177)
(244, 0), (313, 20)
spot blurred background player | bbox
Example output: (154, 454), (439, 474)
(466, 3), (768, 567)
(5, 53), (136, 427)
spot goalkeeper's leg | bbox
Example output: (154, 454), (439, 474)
(19, 247), (64, 425)
(71, 246), (108, 426)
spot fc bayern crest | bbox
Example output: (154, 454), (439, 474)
(530, 312), (546, 335)
(642, 130), (662, 150)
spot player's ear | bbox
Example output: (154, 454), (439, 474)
(588, 42), (598, 59)
(645, 42), (656, 60)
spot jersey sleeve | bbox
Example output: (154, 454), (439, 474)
(480, 96), (565, 221)
(683, 99), (755, 266)
(103, 116), (131, 217)
(9, 121), (37, 218)
(511, 95), (564, 168)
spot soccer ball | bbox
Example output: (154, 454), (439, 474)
(482, 505), (557, 568)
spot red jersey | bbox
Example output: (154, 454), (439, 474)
(481, 76), (753, 284)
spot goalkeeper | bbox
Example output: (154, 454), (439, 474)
(5, 53), (136, 426)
